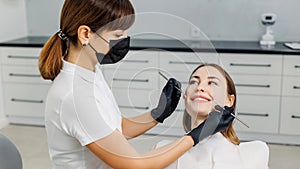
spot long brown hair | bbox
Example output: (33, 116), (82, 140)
(183, 63), (240, 145)
(39, 0), (135, 80)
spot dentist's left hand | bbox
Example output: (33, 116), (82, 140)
(151, 78), (182, 123)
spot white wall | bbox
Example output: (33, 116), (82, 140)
(0, 0), (28, 42)
(24, 0), (300, 42)
(0, 0), (27, 128)
(129, 0), (300, 41)
(26, 0), (63, 36)
(2, 0), (300, 41)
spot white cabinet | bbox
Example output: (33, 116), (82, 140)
(220, 53), (282, 75)
(103, 50), (160, 121)
(280, 55), (300, 135)
(220, 53), (282, 134)
(280, 97), (300, 135)
(234, 95), (280, 134)
(0, 47), (51, 125)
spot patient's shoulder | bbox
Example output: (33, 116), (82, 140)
(240, 140), (269, 154)
(239, 141), (269, 168)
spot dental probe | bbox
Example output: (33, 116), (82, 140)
(215, 104), (250, 128)
(158, 72), (182, 93)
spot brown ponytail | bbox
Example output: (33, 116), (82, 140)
(39, 32), (64, 81)
(39, 0), (135, 81)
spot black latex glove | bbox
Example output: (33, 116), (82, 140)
(187, 105), (235, 146)
(151, 78), (182, 123)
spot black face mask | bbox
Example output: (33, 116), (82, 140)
(88, 35), (130, 65)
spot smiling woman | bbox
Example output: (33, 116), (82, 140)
(155, 63), (270, 169)
(183, 64), (239, 145)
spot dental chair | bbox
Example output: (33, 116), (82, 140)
(0, 133), (23, 169)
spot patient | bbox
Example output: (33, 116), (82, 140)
(155, 63), (269, 169)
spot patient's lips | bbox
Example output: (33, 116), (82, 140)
(192, 95), (211, 103)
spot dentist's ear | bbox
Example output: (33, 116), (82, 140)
(77, 25), (92, 46)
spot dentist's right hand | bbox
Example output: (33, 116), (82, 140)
(151, 78), (182, 123)
(187, 106), (235, 146)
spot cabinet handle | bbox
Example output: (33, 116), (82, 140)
(113, 78), (149, 83)
(230, 63), (271, 67)
(119, 105), (149, 110)
(8, 55), (39, 59)
(175, 109), (184, 112)
(9, 73), (41, 78)
(11, 98), (44, 103)
(169, 61), (203, 65)
(123, 60), (149, 63)
(294, 65), (300, 68)
(235, 84), (270, 88)
(291, 115), (300, 119)
(238, 112), (269, 117)
(293, 86), (300, 89)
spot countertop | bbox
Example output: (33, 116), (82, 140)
(0, 36), (299, 55)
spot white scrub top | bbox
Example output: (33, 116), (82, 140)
(45, 60), (121, 169)
(156, 132), (269, 169)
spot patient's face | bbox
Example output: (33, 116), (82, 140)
(184, 66), (230, 120)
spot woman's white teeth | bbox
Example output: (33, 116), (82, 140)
(194, 98), (207, 101)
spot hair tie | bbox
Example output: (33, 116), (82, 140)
(58, 30), (68, 41)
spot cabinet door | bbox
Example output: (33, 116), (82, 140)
(162, 99), (185, 129)
(283, 55), (300, 76)
(160, 51), (219, 73)
(282, 76), (300, 96)
(103, 50), (159, 70)
(280, 97), (300, 135)
(230, 74), (282, 96)
(3, 83), (50, 117)
(1, 47), (41, 66)
(2, 65), (50, 84)
(220, 53), (283, 75)
(158, 71), (190, 92)
(234, 94), (280, 134)
(104, 69), (158, 90)
(111, 88), (158, 117)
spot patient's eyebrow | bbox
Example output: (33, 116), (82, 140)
(190, 75), (200, 81)
(207, 76), (221, 81)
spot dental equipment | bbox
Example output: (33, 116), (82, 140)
(158, 71), (182, 93)
(215, 105), (250, 128)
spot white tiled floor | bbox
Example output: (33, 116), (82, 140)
(1, 125), (300, 169)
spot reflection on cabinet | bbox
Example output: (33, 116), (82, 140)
(0, 47), (50, 125)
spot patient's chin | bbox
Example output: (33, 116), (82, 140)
(196, 111), (209, 117)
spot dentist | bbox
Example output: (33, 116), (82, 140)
(39, 0), (234, 168)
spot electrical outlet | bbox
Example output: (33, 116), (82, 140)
(190, 27), (201, 38)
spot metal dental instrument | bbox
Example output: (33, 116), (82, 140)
(215, 104), (250, 128)
(158, 71), (182, 93)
